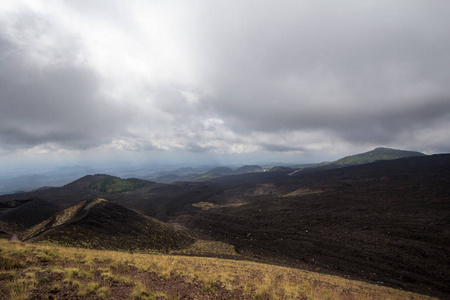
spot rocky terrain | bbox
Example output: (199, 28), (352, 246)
(0, 150), (448, 298)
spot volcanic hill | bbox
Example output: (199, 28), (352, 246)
(0, 151), (449, 298)
(332, 147), (426, 165)
(24, 198), (194, 252)
(0, 197), (59, 231)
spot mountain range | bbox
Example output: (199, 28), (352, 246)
(0, 147), (448, 298)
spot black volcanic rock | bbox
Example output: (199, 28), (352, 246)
(0, 197), (59, 230)
(174, 154), (450, 298)
(0, 153), (449, 298)
(0, 199), (32, 208)
(25, 198), (194, 252)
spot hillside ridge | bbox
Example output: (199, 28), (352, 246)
(333, 147), (426, 165)
(23, 198), (194, 252)
(23, 198), (103, 240)
(0, 152), (449, 298)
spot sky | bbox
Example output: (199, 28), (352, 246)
(1, 0), (450, 171)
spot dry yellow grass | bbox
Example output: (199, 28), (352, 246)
(283, 188), (324, 197)
(192, 201), (246, 210)
(0, 239), (437, 299)
(172, 239), (237, 256)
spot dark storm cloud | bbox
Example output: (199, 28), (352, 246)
(336, 97), (450, 144)
(196, 1), (450, 149)
(0, 13), (129, 151)
(1, 1), (449, 158)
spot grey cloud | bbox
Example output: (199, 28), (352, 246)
(1, 1), (450, 159)
(194, 1), (450, 150)
(184, 143), (213, 153)
(259, 143), (306, 153)
(0, 18), (129, 151)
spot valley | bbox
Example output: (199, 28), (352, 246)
(0, 149), (449, 299)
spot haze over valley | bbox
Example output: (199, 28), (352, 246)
(1, 148), (449, 299)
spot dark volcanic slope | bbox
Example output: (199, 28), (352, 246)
(0, 174), (227, 222)
(25, 198), (194, 252)
(1, 154), (449, 298)
(0, 175), (106, 208)
(174, 154), (450, 298)
(0, 197), (60, 231)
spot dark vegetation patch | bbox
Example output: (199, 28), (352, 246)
(206, 167), (234, 175)
(331, 147), (425, 165)
(89, 175), (153, 193)
(234, 165), (263, 173)
(268, 166), (293, 172)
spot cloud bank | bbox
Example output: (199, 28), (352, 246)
(1, 0), (449, 163)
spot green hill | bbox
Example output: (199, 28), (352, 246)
(205, 167), (234, 175)
(89, 175), (153, 193)
(268, 166), (293, 172)
(234, 165), (263, 173)
(333, 147), (426, 165)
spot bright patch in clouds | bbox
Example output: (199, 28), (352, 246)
(1, 0), (449, 166)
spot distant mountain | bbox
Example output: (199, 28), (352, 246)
(332, 147), (426, 165)
(88, 174), (154, 193)
(153, 174), (182, 183)
(171, 167), (197, 175)
(268, 166), (293, 172)
(206, 167), (234, 175)
(234, 165), (263, 173)
(151, 165), (269, 183)
(204, 165), (264, 178)
(0, 199), (32, 208)
(24, 198), (194, 252)
(0, 165), (97, 195)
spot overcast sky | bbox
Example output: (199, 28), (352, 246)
(1, 0), (449, 169)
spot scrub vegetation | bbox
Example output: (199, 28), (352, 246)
(0, 239), (434, 300)
(0, 151), (448, 299)
(89, 176), (153, 194)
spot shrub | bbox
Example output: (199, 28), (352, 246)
(39, 277), (51, 283)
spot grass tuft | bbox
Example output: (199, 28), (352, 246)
(3, 278), (36, 300)
(97, 286), (111, 299)
(0, 256), (26, 269)
(50, 283), (60, 293)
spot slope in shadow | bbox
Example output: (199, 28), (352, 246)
(0, 197), (60, 232)
(24, 198), (194, 252)
(174, 154), (450, 298)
